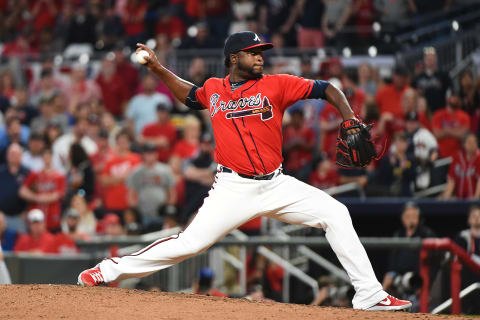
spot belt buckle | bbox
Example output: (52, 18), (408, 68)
(253, 173), (264, 180)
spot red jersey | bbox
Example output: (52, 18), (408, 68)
(102, 152), (142, 210)
(173, 140), (199, 160)
(14, 232), (57, 254)
(432, 109), (470, 158)
(142, 122), (178, 162)
(283, 125), (315, 171)
(448, 151), (480, 199)
(375, 84), (409, 118)
(194, 74), (314, 175)
(22, 170), (66, 231)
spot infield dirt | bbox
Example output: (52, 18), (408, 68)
(0, 285), (472, 319)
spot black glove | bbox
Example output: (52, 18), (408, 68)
(336, 118), (377, 168)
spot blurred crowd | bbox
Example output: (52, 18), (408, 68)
(0, 0), (476, 57)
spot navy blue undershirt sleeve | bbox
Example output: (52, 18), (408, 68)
(307, 80), (330, 100)
(185, 86), (205, 110)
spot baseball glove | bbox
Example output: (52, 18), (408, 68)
(335, 118), (377, 168)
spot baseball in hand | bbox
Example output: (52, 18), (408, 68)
(136, 50), (150, 65)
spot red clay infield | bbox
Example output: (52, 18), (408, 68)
(0, 285), (471, 319)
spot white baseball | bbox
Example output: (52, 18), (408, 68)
(136, 50), (150, 65)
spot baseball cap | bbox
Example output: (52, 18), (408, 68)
(224, 31), (273, 57)
(29, 132), (45, 141)
(142, 143), (157, 153)
(405, 111), (419, 121)
(27, 209), (45, 222)
(103, 213), (121, 225)
(156, 102), (170, 112)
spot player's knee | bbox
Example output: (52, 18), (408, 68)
(336, 202), (352, 223)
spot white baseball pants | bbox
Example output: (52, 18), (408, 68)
(98, 170), (387, 309)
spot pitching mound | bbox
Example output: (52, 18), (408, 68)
(0, 285), (468, 319)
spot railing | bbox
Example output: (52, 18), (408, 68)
(419, 238), (480, 314)
(432, 282), (480, 314)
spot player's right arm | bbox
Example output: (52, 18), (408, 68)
(136, 43), (194, 105)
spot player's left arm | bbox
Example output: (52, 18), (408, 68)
(323, 84), (356, 121)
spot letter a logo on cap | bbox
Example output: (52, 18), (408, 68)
(253, 33), (260, 42)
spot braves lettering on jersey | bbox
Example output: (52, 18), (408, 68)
(193, 74), (313, 175)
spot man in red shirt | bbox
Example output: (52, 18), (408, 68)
(283, 109), (315, 181)
(140, 102), (177, 163)
(100, 130), (141, 214)
(96, 57), (129, 117)
(14, 209), (57, 254)
(19, 148), (66, 232)
(432, 95), (470, 158)
(375, 67), (410, 119)
(442, 132), (480, 199)
(79, 31), (411, 311)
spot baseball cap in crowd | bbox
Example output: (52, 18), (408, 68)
(393, 65), (408, 77)
(27, 209), (45, 223)
(102, 213), (121, 226)
(29, 132), (45, 141)
(223, 31), (273, 57)
(142, 143), (157, 153)
(405, 111), (419, 122)
(156, 102), (171, 112)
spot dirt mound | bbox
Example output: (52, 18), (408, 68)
(0, 285), (469, 319)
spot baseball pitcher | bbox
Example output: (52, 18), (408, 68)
(78, 31), (411, 311)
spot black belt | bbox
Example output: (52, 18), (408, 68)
(220, 166), (281, 180)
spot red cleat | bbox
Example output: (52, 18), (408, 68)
(366, 295), (412, 311)
(77, 266), (105, 287)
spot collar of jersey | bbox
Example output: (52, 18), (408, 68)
(223, 74), (260, 95)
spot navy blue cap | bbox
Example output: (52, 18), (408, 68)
(224, 31), (273, 57)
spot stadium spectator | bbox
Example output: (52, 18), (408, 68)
(11, 87), (38, 126)
(193, 267), (228, 297)
(375, 66), (410, 119)
(357, 62), (378, 98)
(459, 70), (475, 115)
(308, 157), (340, 190)
(373, 0), (410, 33)
(351, 0), (375, 40)
(127, 143), (175, 227)
(113, 48), (139, 100)
(283, 109), (315, 182)
(281, 0), (326, 48)
(65, 65), (102, 114)
(96, 3), (125, 51)
(453, 205), (480, 314)
(126, 74), (173, 136)
(179, 22), (217, 50)
(20, 147), (66, 232)
(407, 0), (452, 16)
(100, 213), (125, 237)
(0, 69), (16, 99)
(65, 143), (95, 205)
(67, 193), (97, 237)
(30, 95), (69, 134)
(159, 204), (181, 231)
(401, 88), (430, 130)
(64, 3), (97, 46)
(382, 202), (435, 307)
(61, 207), (91, 242)
(120, 0), (148, 48)
(322, 0), (352, 48)
(441, 132), (480, 199)
(432, 95), (470, 158)
(319, 101), (343, 159)
(0, 143), (29, 233)
(123, 207), (143, 235)
(28, 68), (62, 107)
(154, 6), (185, 44)
(13, 209), (57, 254)
(140, 102), (177, 163)
(404, 111), (438, 190)
(170, 115), (202, 173)
(181, 133), (216, 224)
(376, 132), (416, 197)
(21, 132), (46, 172)
(0, 211), (17, 252)
(412, 47), (453, 113)
(53, 117), (98, 173)
(0, 115), (29, 158)
(96, 56), (129, 117)
(187, 57), (210, 86)
(100, 129), (141, 215)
